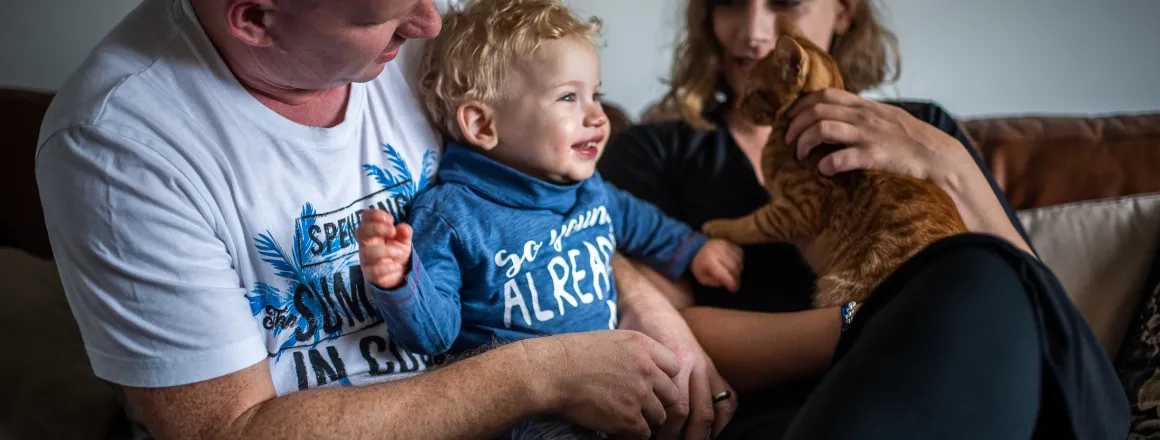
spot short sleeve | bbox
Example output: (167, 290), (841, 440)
(598, 123), (686, 217)
(36, 126), (265, 388)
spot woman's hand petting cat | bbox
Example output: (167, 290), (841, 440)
(691, 239), (744, 293)
(781, 88), (1036, 256)
(782, 88), (975, 185)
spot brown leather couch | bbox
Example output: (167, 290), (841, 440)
(3, 86), (1159, 439)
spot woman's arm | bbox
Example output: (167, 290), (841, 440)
(783, 89), (1035, 256)
(618, 256), (843, 392)
(681, 306), (841, 392)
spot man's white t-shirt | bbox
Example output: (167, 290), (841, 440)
(36, 0), (452, 395)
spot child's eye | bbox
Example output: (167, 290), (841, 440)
(593, 92), (605, 101)
(559, 93), (577, 102)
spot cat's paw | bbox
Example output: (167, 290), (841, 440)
(702, 219), (735, 240)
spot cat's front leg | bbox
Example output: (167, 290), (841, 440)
(703, 201), (798, 245)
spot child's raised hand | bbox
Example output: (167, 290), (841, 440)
(357, 210), (413, 289)
(691, 239), (744, 293)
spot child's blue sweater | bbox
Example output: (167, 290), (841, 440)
(372, 142), (707, 355)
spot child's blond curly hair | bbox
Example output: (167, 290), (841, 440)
(418, 0), (602, 142)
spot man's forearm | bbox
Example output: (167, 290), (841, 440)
(234, 343), (547, 440)
(129, 341), (553, 440)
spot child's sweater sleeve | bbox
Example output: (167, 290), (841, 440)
(367, 206), (462, 356)
(601, 179), (709, 279)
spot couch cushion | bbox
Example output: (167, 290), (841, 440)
(1016, 192), (1160, 359)
(965, 112), (1160, 211)
(0, 247), (123, 440)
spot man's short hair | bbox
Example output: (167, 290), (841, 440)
(417, 0), (602, 142)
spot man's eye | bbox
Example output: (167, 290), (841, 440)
(559, 93), (576, 102)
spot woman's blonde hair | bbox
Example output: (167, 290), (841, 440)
(662, 0), (900, 129)
(417, 0), (602, 141)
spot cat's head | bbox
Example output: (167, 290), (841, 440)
(738, 29), (845, 126)
(738, 36), (809, 126)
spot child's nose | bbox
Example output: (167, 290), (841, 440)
(586, 105), (608, 126)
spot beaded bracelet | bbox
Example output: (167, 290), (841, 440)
(840, 301), (858, 333)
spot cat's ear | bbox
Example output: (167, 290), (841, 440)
(772, 36), (804, 82)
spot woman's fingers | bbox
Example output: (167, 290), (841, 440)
(817, 147), (885, 176)
(787, 88), (865, 119)
(784, 102), (862, 146)
(795, 119), (863, 160)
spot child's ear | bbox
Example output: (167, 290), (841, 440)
(457, 101), (499, 150)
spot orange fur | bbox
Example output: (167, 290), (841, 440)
(702, 19), (968, 308)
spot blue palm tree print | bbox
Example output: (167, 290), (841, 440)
(362, 144), (438, 205)
(246, 144), (438, 364)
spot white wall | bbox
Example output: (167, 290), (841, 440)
(574, 0), (1160, 120)
(0, 0), (144, 91)
(864, 0), (1160, 118)
(3, 0), (1159, 120)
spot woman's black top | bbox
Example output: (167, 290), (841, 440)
(597, 101), (1029, 313)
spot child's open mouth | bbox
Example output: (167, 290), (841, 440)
(571, 135), (603, 159)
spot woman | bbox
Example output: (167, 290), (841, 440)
(597, 0), (1129, 438)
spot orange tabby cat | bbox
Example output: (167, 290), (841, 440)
(702, 21), (968, 308)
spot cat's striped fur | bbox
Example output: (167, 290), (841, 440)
(702, 20), (967, 308)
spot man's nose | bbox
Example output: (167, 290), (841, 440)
(397, 0), (442, 39)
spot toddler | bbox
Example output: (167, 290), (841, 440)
(357, 0), (743, 437)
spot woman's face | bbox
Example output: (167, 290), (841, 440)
(712, 0), (853, 99)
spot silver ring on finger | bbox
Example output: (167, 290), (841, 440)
(712, 390), (731, 404)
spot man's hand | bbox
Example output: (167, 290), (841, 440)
(526, 331), (682, 439)
(614, 256), (739, 440)
(357, 209), (413, 289)
(691, 239), (743, 293)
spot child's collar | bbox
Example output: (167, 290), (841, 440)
(436, 142), (584, 214)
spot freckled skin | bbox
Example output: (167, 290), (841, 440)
(702, 17), (967, 308)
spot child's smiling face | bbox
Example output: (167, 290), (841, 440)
(487, 36), (610, 184)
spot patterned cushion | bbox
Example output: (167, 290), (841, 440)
(1115, 226), (1160, 438)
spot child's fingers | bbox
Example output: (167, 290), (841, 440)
(367, 263), (405, 289)
(710, 261), (740, 293)
(357, 220), (396, 243)
(360, 244), (398, 262)
(360, 209), (397, 225)
(383, 241), (411, 259)
(395, 223), (413, 243)
(716, 251), (742, 276)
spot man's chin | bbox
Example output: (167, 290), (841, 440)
(352, 63), (388, 83)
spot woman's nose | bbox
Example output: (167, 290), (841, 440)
(742, 0), (775, 47)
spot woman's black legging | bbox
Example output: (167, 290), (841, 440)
(783, 234), (1043, 439)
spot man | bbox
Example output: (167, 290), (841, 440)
(35, 0), (736, 438)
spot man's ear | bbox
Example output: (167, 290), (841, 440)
(224, 0), (277, 47)
(457, 101), (499, 150)
(834, 0), (858, 35)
